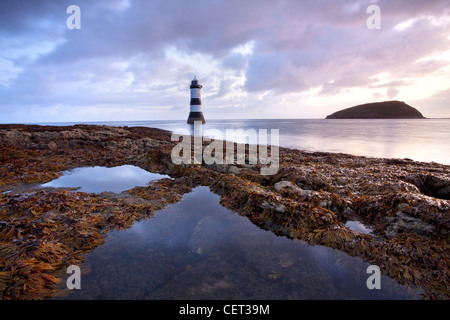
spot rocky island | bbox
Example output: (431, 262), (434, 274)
(0, 124), (448, 300)
(326, 101), (425, 119)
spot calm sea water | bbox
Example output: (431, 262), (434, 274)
(40, 119), (450, 165)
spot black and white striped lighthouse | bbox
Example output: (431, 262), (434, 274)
(187, 76), (206, 124)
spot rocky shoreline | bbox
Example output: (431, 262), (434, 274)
(0, 124), (449, 299)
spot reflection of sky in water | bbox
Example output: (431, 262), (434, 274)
(41, 165), (169, 193)
(345, 221), (373, 235)
(56, 186), (423, 300)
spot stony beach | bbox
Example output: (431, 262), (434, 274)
(0, 124), (449, 299)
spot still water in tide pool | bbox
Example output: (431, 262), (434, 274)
(40, 165), (170, 193)
(54, 186), (423, 300)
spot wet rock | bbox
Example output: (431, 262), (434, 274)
(405, 173), (450, 200)
(47, 141), (57, 150)
(259, 200), (286, 214)
(385, 211), (436, 237)
(274, 180), (314, 196)
(343, 206), (355, 216)
(296, 182), (314, 191)
(203, 163), (242, 175)
(237, 163), (257, 170)
(274, 181), (299, 192)
(319, 200), (332, 209)
(228, 166), (241, 175)
(0, 125), (157, 154)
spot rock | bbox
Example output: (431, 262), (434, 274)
(47, 141), (57, 150)
(319, 200), (332, 209)
(228, 165), (241, 175)
(274, 181), (299, 192)
(202, 163), (242, 175)
(259, 200), (286, 214)
(405, 173), (450, 200)
(343, 206), (355, 216)
(274, 180), (314, 196)
(385, 211), (435, 237)
(237, 164), (257, 170)
(296, 182), (314, 191)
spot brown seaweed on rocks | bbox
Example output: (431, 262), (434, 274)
(0, 124), (449, 299)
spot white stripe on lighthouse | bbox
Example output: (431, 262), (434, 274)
(190, 88), (201, 99)
(190, 105), (202, 112)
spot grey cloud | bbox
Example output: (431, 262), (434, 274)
(0, 0), (449, 121)
(320, 76), (369, 95)
(413, 88), (450, 117)
(209, 79), (236, 99)
(387, 88), (400, 99)
(0, 0), (68, 33)
(245, 1), (450, 94)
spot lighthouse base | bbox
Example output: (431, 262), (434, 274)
(187, 112), (206, 124)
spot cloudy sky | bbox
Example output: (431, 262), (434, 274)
(1, 0), (449, 123)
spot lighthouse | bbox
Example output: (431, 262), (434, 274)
(187, 76), (206, 124)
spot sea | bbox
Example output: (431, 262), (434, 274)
(39, 118), (450, 165)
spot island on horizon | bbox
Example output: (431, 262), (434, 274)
(326, 101), (425, 119)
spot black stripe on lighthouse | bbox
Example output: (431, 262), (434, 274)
(190, 98), (201, 105)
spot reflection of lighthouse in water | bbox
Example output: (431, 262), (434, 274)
(187, 76), (206, 124)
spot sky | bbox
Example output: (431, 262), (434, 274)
(0, 0), (449, 123)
